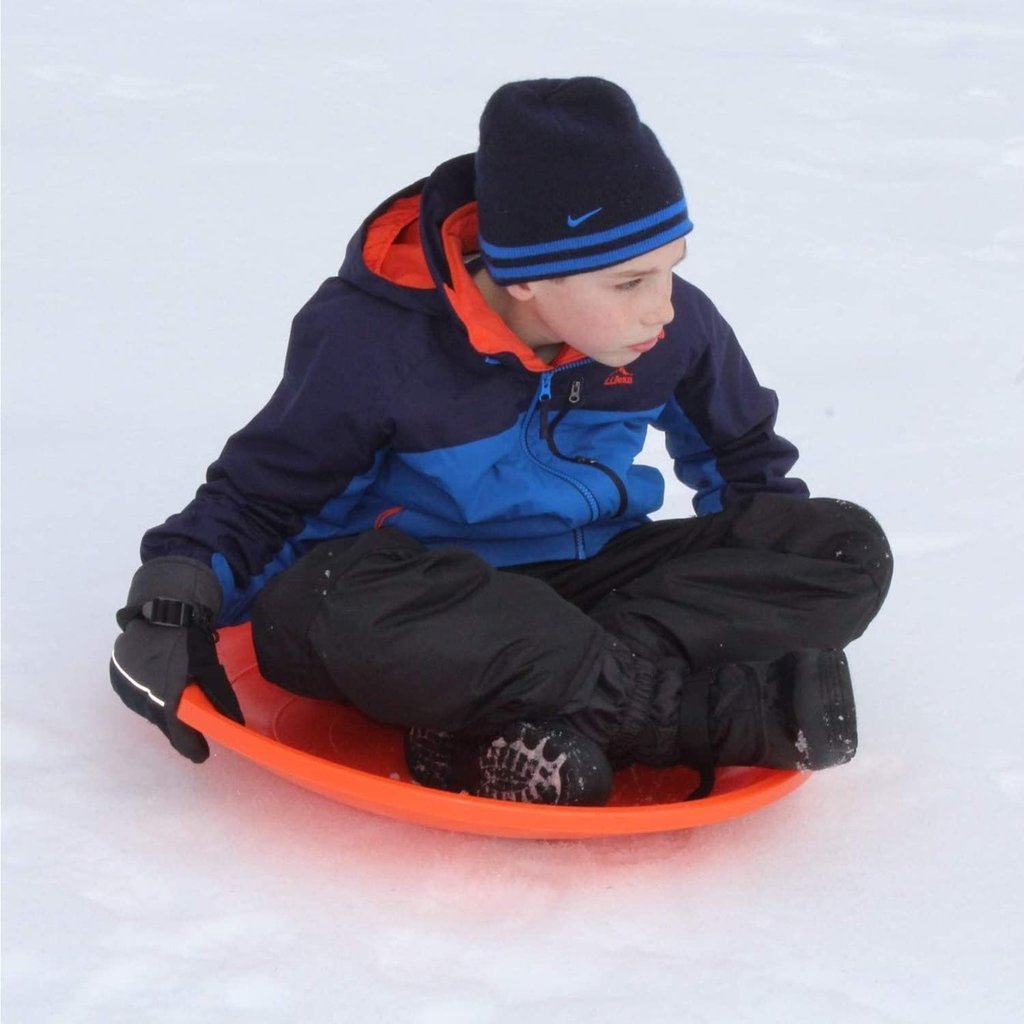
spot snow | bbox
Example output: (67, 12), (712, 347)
(3, 0), (1023, 1020)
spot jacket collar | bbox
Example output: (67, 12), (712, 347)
(343, 155), (583, 372)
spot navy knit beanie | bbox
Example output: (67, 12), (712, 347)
(476, 77), (692, 284)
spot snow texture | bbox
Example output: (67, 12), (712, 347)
(3, 1), (1023, 1021)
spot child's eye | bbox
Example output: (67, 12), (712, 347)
(616, 278), (642, 291)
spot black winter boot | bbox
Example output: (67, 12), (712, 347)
(405, 720), (614, 806)
(709, 649), (857, 771)
(612, 647), (858, 799)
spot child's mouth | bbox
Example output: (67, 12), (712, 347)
(628, 337), (660, 354)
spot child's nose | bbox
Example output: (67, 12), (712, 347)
(642, 295), (674, 328)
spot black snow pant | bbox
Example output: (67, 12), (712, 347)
(251, 494), (892, 767)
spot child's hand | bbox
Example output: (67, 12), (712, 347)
(109, 557), (243, 762)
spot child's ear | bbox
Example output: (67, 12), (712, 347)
(505, 281), (536, 303)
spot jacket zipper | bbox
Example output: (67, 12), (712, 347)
(536, 368), (629, 518)
(521, 371), (589, 556)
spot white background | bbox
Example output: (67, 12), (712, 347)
(3, 1), (1023, 1021)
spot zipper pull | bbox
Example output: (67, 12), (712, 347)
(568, 379), (583, 405)
(538, 372), (553, 439)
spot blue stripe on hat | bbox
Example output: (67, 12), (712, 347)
(479, 198), (689, 259)
(485, 218), (693, 282)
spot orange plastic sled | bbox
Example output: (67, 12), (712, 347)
(177, 624), (809, 839)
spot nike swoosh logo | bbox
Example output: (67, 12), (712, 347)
(566, 207), (603, 228)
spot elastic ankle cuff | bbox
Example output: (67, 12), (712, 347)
(606, 657), (657, 762)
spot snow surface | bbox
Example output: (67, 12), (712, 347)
(3, 1), (1023, 1020)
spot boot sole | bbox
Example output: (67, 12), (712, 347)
(793, 650), (858, 769)
(405, 728), (458, 791)
(456, 723), (614, 806)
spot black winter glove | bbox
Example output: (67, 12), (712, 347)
(109, 556), (244, 762)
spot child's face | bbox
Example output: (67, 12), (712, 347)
(513, 238), (686, 368)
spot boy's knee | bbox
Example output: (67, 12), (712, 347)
(730, 493), (893, 602)
(810, 498), (893, 601)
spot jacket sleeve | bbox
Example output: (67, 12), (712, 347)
(140, 280), (395, 622)
(655, 282), (809, 515)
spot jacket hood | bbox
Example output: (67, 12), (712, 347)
(338, 154), (583, 373)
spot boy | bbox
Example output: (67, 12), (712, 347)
(111, 78), (892, 806)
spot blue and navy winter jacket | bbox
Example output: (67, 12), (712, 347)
(142, 155), (808, 624)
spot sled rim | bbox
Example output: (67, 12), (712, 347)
(179, 684), (807, 839)
(179, 621), (809, 838)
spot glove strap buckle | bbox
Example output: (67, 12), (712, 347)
(117, 597), (214, 633)
(145, 597), (214, 633)
(144, 597), (194, 628)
